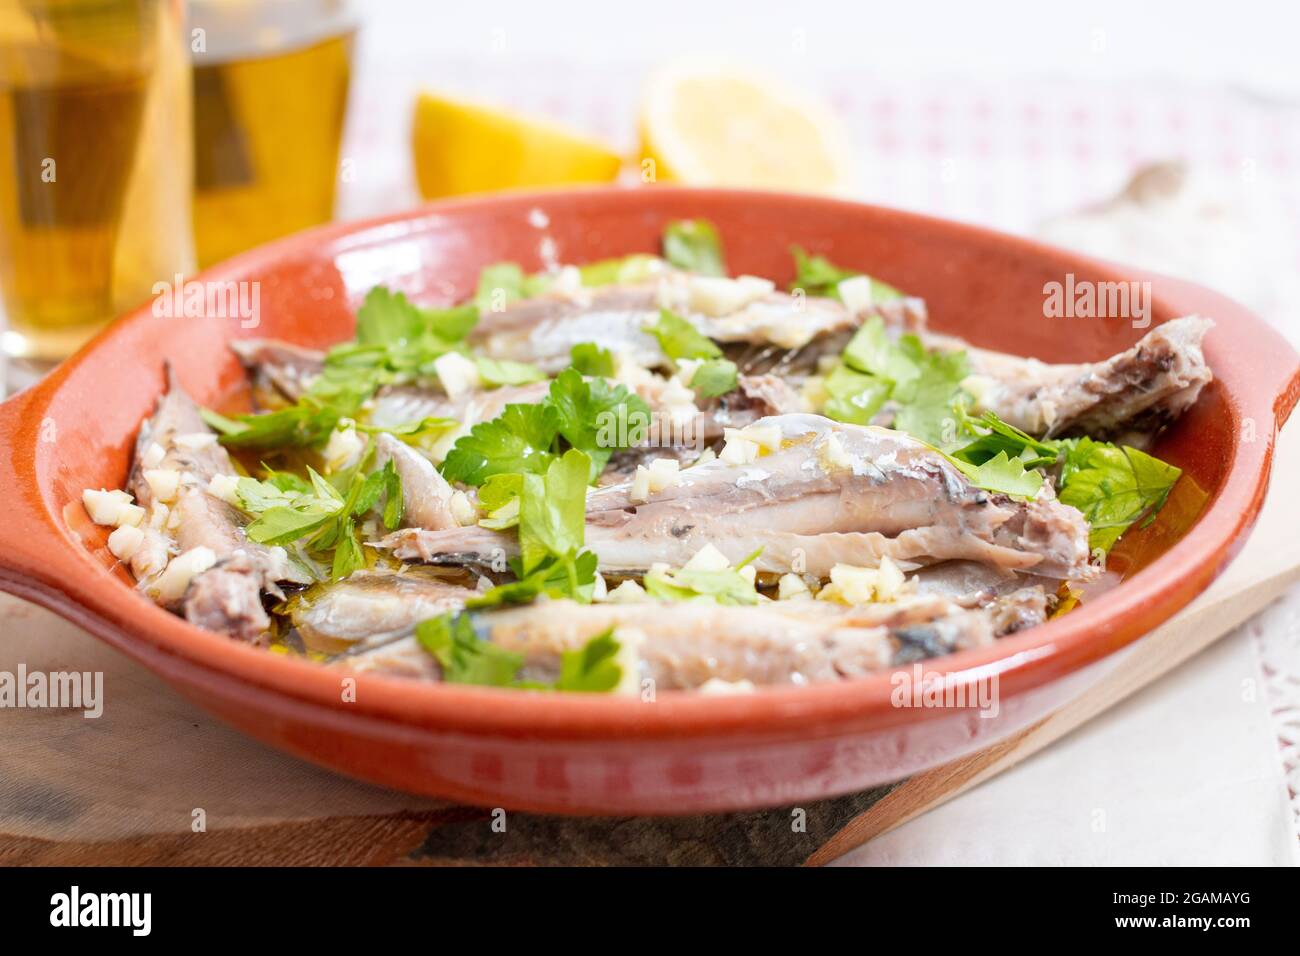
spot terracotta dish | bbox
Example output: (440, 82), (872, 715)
(1, 188), (1296, 814)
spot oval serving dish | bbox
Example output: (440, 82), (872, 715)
(0, 187), (1296, 814)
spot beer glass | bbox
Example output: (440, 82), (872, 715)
(188, 0), (354, 268)
(0, 0), (193, 361)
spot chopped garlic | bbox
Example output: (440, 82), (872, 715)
(166, 506), (183, 531)
(698, 677), (757, 695)
(822, 564), (878, 604)
(816, 556), (909, 605)
(432, 351), (482, 400)
(107, 524), (145, 561)
(673, 357), (704, 385)
(173, 433), (218, 451)
(83, 489), (145, 528)
(603, 579), (648, 603)
(800, 375), (829, 411)
(612, 627), (644, 695)
(449, 490), (478, 526)
(719, 433), (759, 465)
(741, 424), (782, 454)
(646, 457), (681, 492)
(551, 264), (583, 297)
(738, 564), (757, 585)
(960, 374), (997, 410)
(152, 546), (216, 602)
(822, 433), (852, 470)
(874, 556), (906, 601)
(206, 473), (240, 505)
(629, 465), (652, 504)
(323, 425), (364, 472)
(143, 468), (180, 503)
(147, 502), (170, 530)
(691, 447), (717, 468)
(613, 353), (657, 392)
(686, 275), (774, 316)
(658, 375), (697, 408)
(591, 573), (608, 602)
(837, 275), (873, 314)
(778, 573), (811, 600)
(141, 441), (166, 469)
(683, 543), (731, 573)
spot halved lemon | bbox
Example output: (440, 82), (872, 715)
(411, 93), (624, 199)
(639, 62), (856, 194)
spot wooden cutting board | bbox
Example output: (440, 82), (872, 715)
(2, 428), (1298, 866)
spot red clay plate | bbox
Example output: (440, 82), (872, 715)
(1, 187), (1296, 815)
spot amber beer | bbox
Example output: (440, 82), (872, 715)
(0, 0), (193, 360)
(188, 0), (354, 268)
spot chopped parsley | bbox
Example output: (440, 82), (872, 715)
(662, 219), (726, 276)
(789, 245), (905, 302)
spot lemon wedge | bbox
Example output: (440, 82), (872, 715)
(639, 62), (855, 194)
(411, 93), (623, 199)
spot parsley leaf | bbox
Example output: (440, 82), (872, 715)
(204, 391), (365, 450)
(474, 356), (547, 387)
(822, 363), (892, 425)
(1055, 438), (1182, 552)
(689, 358), (739, 398)
(545, 368), (651, 475)
(642, 547), (762, 606)
(416, 614), (622, 692)
(789, 245), (905, 301)
(474, 262), (553, 312)
(577, 254), (663, 286)
(518, 449), (590, 574)
(663, 219), (726, 276)
(465, 551), (598, 609)
(554, 629), (623, 691)
(890, 345), (969, 447)
(354, 286), (477, 347)
(570, 342), (616, 377)
(948, 450), (1044, 500)
(644, 308), (722, 361)
(818, 316), (968, 445)
(439, 403), (561, 486)
(416, 612), (524, 687)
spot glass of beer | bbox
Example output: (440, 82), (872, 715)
(0, 0), (194, 362)
(188, 0), (354, 268)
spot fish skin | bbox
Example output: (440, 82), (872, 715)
(130, 370), (310, 641)
(289, 569), (474, 655)
(380, 414), (1095, 580)
(469, 276), (866, 374)
(367, 381), (551, 430)
(230, 338), (326, 403)
(373, 433), (458, 531)
(920, 316), (1214, 438)
(337, 587), (1047, 688)
(910, 559), (1055, 608)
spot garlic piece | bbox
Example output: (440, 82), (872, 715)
(83, 489), (145, 528)
(432, 351), (482, 400)
(152, 546), (216, 602)
(837, 275), (873, 314)
(107, 524), (145, 562)
(143, 468), (180, 503)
